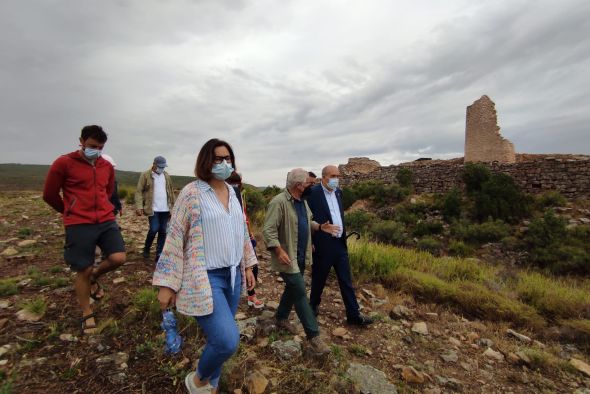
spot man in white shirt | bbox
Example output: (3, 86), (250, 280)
(135, 156), (176, 262)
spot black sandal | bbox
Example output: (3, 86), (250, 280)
(81, 313), (97, 334)
(90, 279), (104, 301)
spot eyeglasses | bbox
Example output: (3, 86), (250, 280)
(213, 155), (232, 164)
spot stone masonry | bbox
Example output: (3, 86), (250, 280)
(464, 95), (515, 163)
(340, 155), (590, 199)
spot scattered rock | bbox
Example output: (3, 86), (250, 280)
(17, 240), (37, 247)
(0, 344), (14, 357)
(483, 347), (504, 361)
(477, 338), (494, 348)
(112, 277), (126, 284)
(96, 352), (129, 369)
(246, 370), (269, 394)
(0, 318), (7, 331)
(16, 309), (43, 322)
(107, 372), (127, 385)
(236, 317), (258, 341)
(507, 328), (532, 343)
(0, 360), (7, 366)
(470, 321), (487, 331)
(1, 247), (18, 257)
(401, 366), (425, 384)
(570, 358), (590, 377)
(390, 305), (413, 319)
(332, 327), (348, 338)
(265, 301), (279, 310)
(270, 340), (301, 361)
(411, 322), (428, 335)
(0, 300), (11, 309)
(425, 312), (438, 320)
(448, 337), (461, 347)
(466, 332), (480, 342)
(235, 312), (247, 320)
(435, 375), (463, 391)
(175, 357), (190, 369)
(440, 350), (458, 363)
(59, 333), (78, 342)
(347, 362), (398, 394)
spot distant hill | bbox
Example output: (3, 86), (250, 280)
(0, 163), (196, 191)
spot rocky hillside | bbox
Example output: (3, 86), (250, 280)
(1, 191), (590, 393)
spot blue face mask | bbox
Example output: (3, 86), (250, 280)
(327, 178), (339, 190)
(212, 160), (234, 181)
(83, 147), (101, 160)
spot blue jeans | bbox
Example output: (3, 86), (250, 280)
(195, 267), (242, 389)
(144, 212), (169, 259)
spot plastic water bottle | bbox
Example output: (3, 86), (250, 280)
(161, 309), (182, 355)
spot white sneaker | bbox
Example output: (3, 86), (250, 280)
(184, 371), (213, 393)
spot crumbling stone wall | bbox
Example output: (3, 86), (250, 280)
(464, 95), (515, 163)
(341, 155), (590, 199)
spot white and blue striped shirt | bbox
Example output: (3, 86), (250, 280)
(197, 180), (245, 283)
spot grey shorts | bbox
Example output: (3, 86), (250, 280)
(64, 221), (125, 272)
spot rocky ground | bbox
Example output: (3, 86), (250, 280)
(1, 191), (590, 393)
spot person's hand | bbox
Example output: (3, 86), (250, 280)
(273, 246), (291, 266)
(245, 267), (256, 291)
(321, 221), (341, 237)
(136, 209), (144, 216)
(157, 287), (176, 310)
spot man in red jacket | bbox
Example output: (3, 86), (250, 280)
(43, 125), (126, 334)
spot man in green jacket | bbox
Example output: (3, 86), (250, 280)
(135, 156), (176, 262)
(263, 168), (339, 355)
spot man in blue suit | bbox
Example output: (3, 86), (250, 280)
(307, 165), (373, 326)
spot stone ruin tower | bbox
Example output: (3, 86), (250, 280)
(464, 95), (515, 163)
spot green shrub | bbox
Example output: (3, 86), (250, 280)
(262, 185), (282, 201)
(526, 210), (567, 248)
(0, 278), (19, 296)
(473, 173), (531, 223)
(451, 220), (510, 244)
(344, 210), (375, 232)
(413, 220), (444, 237)
(442, 188), (463, 222)
(21, 297), (47, 316)
(448, 240), (473, 257)
(462, 163), (491, 194)
(17, 227), (32, 238)
(416, 236), (441, 255)
(133, 287), (160, 319)
(347, 181), (410, 208)
(370, 220), (407, 245)
(536, 191), (567, 209)
(243, 185), (265, 218)
(342, 188), (357, 210)
(500, 236), (520, 251)
(396, 167), (414, 188)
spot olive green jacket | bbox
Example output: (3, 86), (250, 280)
(263, 190), (316, 273)
(135, 169), (176, 216)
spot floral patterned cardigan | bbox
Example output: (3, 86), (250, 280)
(152, 180), (258, 316)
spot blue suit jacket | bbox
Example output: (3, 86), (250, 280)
(307, 183), (347, 255)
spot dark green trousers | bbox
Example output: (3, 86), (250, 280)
(276, 261), (319, 339)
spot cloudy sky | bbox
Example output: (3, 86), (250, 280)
(1, 0), (589, 186)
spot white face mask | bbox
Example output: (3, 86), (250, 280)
(327, 178), (339, 190)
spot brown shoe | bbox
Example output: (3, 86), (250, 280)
(276, 319), (299, 335)
(309, 336), (330, 355)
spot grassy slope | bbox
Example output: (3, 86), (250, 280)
(0, 163), (195, 191)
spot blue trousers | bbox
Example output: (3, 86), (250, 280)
(195, 267), (241, 389)
(144, 211), (169, 259)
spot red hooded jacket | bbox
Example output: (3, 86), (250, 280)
(43, 151), (116, 226)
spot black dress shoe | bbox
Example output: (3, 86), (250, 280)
(347, 314), (374, 326)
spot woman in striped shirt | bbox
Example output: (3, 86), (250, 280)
(154, 138), (257, 394)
